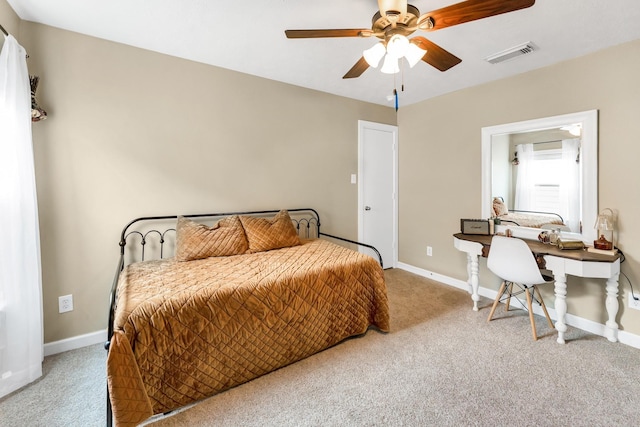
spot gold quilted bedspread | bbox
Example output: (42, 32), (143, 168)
(107, 239), (389, 426)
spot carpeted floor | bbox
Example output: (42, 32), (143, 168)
(2, 268), (639, 426)
(0, 342), (106, 426)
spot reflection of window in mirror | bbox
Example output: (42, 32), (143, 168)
(507, 128), (581, 232)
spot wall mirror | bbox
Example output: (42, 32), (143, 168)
(481, 110), (598, 243)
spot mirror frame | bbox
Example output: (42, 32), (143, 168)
(481, 110), (598, 243)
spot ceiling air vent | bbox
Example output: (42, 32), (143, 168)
(485, 42), (538, 64)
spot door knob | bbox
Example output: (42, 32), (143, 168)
(365, 206), (371, 211)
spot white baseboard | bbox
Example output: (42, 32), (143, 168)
(44, 330), (107, 357)
(397, 262), (472, 292)
(618, 329), (640, 349)
(396, 262), (640, 350)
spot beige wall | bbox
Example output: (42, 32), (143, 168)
(398, 39), (640, 336)
(18, 22), (396, 343)
(0, 0), (20, 46)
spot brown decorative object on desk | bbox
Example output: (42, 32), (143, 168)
(593, 234), (613, 251)
(557, 239), (584, 250)
(593, 208), (615, 251)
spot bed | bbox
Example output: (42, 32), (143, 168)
(492, 197), (565, 228)
(105, 208), (389, 426)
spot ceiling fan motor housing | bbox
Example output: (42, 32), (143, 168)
(372, 4), (420, 39)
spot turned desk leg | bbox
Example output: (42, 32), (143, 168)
(605, 273), (620, 342)
(467, 253), (480, 312)
(553, 273), (568, 344)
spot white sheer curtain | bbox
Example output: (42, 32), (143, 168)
(514, 143), (535, 211)
(559, 138), (581, 232)
(0, 34), (43, 398)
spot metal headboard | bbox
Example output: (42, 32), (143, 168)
(106, 207), (382, 341)
(117, 208), (323, 263)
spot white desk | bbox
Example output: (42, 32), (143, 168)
(453, 233), (621, 344)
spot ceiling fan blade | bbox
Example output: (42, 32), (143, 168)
(285, 29), (371, 39)
(411, 37), (461, 72)
(343, 57), (370, 79)
(419, 0), (535, 32)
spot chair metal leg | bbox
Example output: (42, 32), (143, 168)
(525, 286), (538, 341)
(535, 286), (555, 329)
(487, 281), (507, 322)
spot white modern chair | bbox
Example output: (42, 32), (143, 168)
(486, 235), (555, 341)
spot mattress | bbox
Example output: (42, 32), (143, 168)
(107, 238), (389, 426)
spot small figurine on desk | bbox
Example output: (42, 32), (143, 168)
(538, 230), (550, 244)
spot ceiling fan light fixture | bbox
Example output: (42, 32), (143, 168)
(386, 34), (409, 58)
(363, 42), (386, 68)
(380, 54), (399, 74)
(405, 43), (427, 68)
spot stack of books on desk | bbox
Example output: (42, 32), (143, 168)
(586, 246), (618, 256)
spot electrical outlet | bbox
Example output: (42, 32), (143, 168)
(427, 246), (433, 257)
(629, 294), (640, 311)
(58, 295), (73, 313)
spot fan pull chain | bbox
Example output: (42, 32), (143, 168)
(394, 88), (398, 112)
(392, 71), (399, 112)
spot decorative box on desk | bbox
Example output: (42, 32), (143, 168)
(460, 219), (492, 235)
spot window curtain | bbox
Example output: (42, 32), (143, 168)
(0, 34), (43, 398)
(514, 143), (535, 211)
(559, 138), (581, 232)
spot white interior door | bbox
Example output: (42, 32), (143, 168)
(358, 120), (398, 269)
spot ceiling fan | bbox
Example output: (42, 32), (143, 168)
(285, 0), (536, 79)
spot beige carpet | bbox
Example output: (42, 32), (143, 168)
(142, 269), (640, 426)
(2, 268), (639, 426)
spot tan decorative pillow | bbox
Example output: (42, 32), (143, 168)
(493, 197), (509, 216)
(175, 215), (248, 261)
(239, 210), (301, 253)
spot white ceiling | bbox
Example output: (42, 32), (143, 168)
(7, 0), (640, 107)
